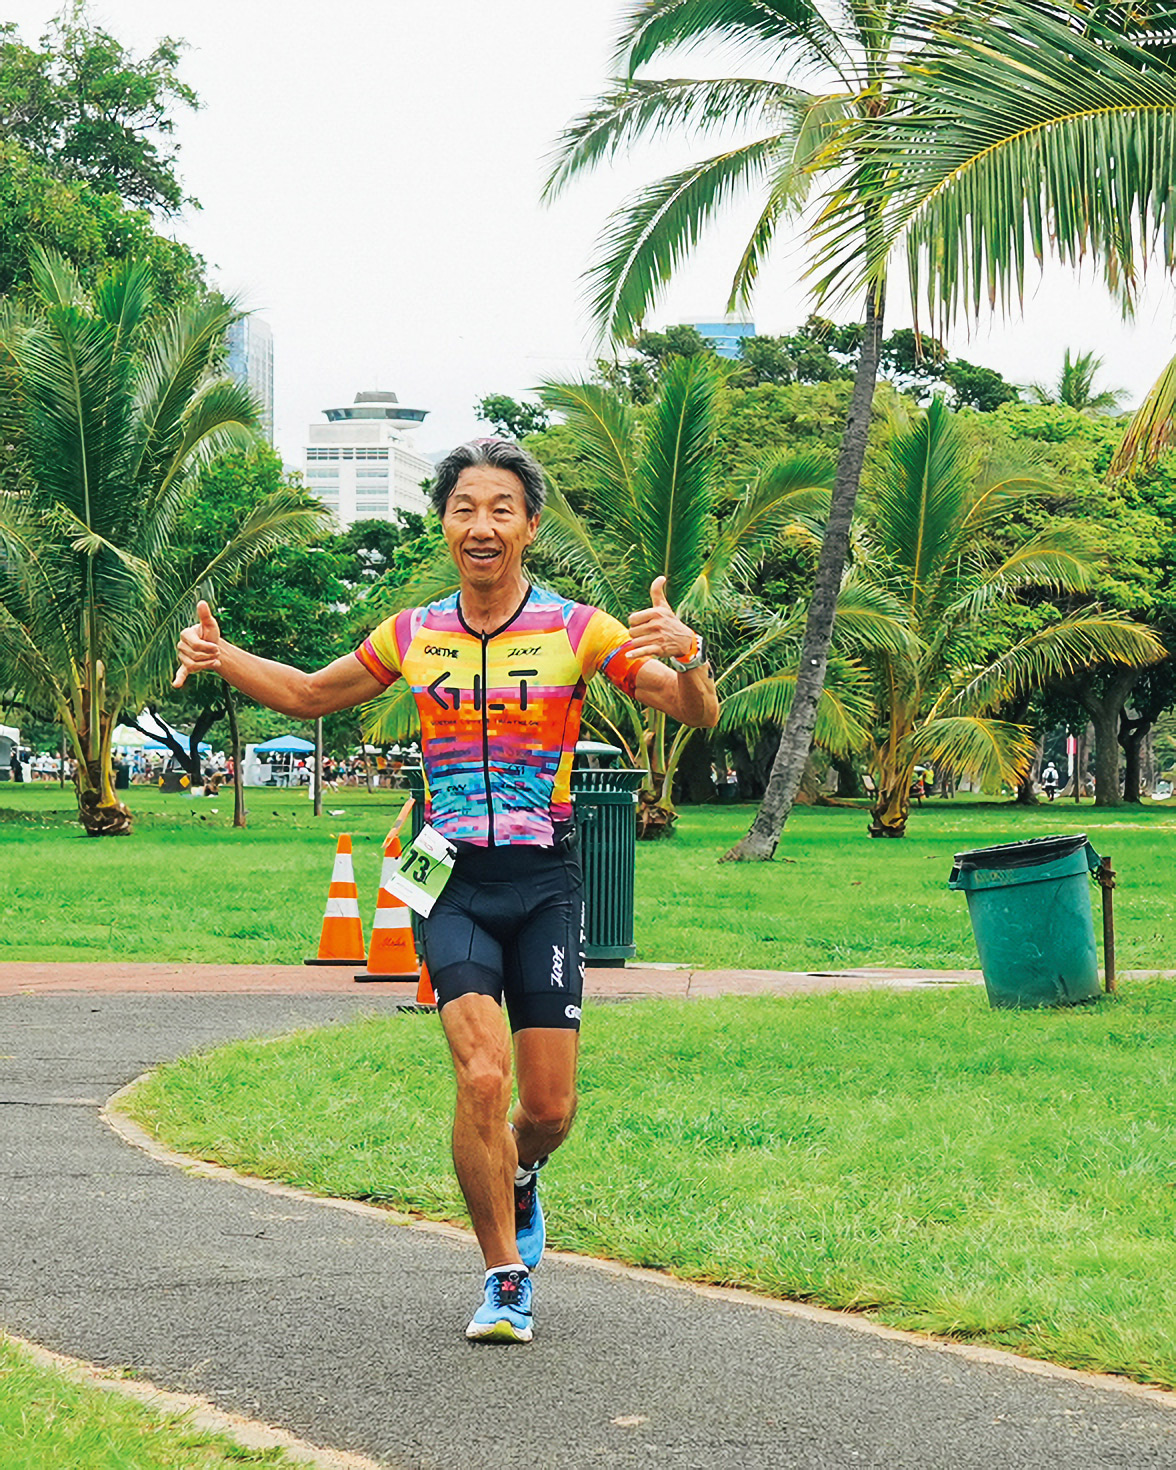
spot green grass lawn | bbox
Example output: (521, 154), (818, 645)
(0, 1336), (297, 1467)
(3, 782), (1176, 970)
(123, 981), (1176, 1389)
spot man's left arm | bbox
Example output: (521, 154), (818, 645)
(626, 577), (719, 729)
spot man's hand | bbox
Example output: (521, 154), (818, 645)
(172, 600), (221, 688)
(627, 576), (697, 662)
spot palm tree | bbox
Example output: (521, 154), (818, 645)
(848, 399), (1163, 836)
(531, 355), (886, 834)
(1026, 350), (1128, 415)
(544, 0), (937, 860)
(0, 249), (327, 834)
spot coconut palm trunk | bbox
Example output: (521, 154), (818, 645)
(722, 279), (884, 860)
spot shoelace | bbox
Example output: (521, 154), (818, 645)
(514, 1180), (535, 1223)
(491, 1271), (527, 1307)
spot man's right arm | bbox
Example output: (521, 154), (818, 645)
(174, 600), (389, 716)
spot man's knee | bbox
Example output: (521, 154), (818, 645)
(517, 1087), (577, 1135)
(456, 1053), (513, 1114)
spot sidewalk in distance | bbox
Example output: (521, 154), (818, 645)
(0, 960), (988, 997)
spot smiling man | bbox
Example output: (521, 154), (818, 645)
(174, 437), (718, 1343)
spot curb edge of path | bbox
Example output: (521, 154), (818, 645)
(103, 1079), (1176, 1418)
(5, 1331), (389, 1470)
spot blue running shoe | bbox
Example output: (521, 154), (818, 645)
(465, 1269), (533, 1343)
(514, 1160), (547, 1270)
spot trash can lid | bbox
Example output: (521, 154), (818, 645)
(952, 833), (1092, 872)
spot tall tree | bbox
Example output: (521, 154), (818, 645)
(0, 250), (325, 834)
(544, 0), (954, 861)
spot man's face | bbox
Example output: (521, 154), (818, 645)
(442, 465), (539, 592)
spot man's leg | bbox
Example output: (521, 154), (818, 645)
(440, 991), (519, 1269)
(512, 1027), (579, 1167)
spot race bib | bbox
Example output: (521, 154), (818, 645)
(387, 824), (456, 917)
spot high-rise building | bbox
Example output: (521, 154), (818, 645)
(689, 313), (756, 360)
(226, 317), (274, 443)
(304, 390), (432, 528)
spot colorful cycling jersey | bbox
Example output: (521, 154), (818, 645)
(354, 584), (649, 846)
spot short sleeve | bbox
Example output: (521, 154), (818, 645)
(354, 613), (404, 688)
(573, 606), (651, 699)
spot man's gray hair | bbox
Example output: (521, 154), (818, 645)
(430, 438), (547, 520)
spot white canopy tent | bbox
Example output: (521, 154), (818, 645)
(0, 723), (20, 775)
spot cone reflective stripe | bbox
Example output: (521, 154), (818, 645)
(416, 961), (436, 1006)
(304, 834), (367, 965)
(355, 835), (420, 982)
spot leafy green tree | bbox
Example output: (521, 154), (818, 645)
(0, 251), (325, 834)
(944, 359), (1020, 413)
(594, 324), (717, 402)
(853, 400), (1163, 835)
(1027, 349), (1128, 415)
(0, 12), (197, 213)
(473, 394), (550, 440)
(153, 448), (348, 813)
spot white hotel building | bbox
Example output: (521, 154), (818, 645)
(303, 390), (433, 528)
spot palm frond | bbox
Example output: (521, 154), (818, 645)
(719, 655), (874, 756)
(28, 247), (87, 312)
(1110, 346), (1176, 475)
(586, 137), (787, 341)
(93, 257), (153, 356)
(812, 0), (1176, 326)
(870, 397), (976, 611)
(534, 483), (632, 619)
(729, 93), (850, 306)
(831, 578), (921, 659)
(901, 715), (1036, 787)
(359, 678), (421, 746)
(617, 0), (850, 82)
(130, 493), (330, 688)
(543, 76), (808, 200)
(951, 614), (1165, 714)
(137, 376), (260, 561)
(633, 354), (723, 599)
(536, 379), (642, 540)
(686, 448), (833, 615)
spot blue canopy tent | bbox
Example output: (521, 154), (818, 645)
(254, 736), (315, 754)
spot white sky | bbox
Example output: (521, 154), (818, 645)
(8, 0), (1176, 463)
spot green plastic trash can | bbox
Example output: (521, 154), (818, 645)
(948, 834), (1103, 1009)
(570, 743), (643, 966)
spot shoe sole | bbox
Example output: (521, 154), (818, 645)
(466, 1318), (533, 1344)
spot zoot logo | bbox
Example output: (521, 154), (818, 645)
(550, 944), (565, 988)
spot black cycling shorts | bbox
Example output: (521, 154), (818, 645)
(420, 838), (585, 1032)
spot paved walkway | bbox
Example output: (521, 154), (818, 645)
(2, 964), (1175, 1470)
(0, 959), (985, 998)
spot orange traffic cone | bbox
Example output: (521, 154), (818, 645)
(304, 834), (367, 965)
(355, 835), (420, 983)
(416, 961), (436, 1006)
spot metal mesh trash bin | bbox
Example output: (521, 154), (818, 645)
(570, 743), (643, 966)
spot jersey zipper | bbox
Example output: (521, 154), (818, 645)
(458, 584), (533, 847)
(479, 630), (494, 844)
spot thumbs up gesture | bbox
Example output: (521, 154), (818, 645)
(626, 576), (699, 662)
(172, 600), (222, 688)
